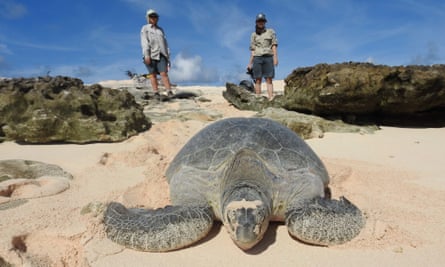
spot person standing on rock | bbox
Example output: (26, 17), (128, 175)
(141, 9), (174, 98)
(247, 13), (278, 100)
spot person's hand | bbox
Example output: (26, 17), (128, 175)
(246, 66), (253, 76)
(144, 56), (151, 65)
(273, 56), (278, 66)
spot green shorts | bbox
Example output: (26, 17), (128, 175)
(145, 55), (169, 74)
(252, 55), (275, 79)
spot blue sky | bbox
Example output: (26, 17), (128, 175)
(0, 0), (444, 85)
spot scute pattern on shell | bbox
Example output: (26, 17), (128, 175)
(166, 117), (328, 184)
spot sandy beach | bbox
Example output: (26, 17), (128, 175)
(1, 81), (444, 266)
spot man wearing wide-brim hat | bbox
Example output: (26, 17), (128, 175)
(140, 9), (174, 98)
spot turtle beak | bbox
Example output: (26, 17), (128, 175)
(235, 240), (259, 250)
(232, 220), (269, 250)
(234, 226), (259, 249)
(226, 206), (270, 250)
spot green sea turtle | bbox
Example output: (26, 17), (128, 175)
(104, 117), (365, 251)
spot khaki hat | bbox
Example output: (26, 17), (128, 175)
(146, 9), (159, 17)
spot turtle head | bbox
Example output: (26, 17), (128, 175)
(220, 148), (272, 250)
(222, 189), (271, 250)
(224, 199), (270, 250)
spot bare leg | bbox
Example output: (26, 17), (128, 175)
(160, 72), (172, 91)
(255, 78), (262, 95)
(266, 77), (274, 100)
(150, 74), (159, 93)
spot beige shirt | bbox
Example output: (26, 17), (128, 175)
(250, 28), (278, 56)
(140, 24), (169, 60)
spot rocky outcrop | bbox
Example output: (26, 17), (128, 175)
(223, 83), (380, 137)
(223, 63), (445, 126)
(0, 159), (73, 210)
(0, 76), (151, 143)
(143, 100), (223, 123)
(284, 63), (445, 124)
(223, 82), (282, 111)
(255, 108), (378, 139)
(116, 85), (222, 123)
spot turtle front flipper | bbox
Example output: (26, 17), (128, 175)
(285, 197), (365, 246)
(104, 202), (214, 252)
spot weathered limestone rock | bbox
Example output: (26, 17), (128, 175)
(255, 107), (378, 139)
(0, 159), (73, 180)
(222, 83), (283, 111)
(0, 76), (151, 143)
(284, 62), (445, 116)
(0, 159), (73, 210)
(222, 83), (380, 138)
(223, 63), (445, 126)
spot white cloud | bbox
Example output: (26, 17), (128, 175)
(87, 26), (137, 54)
(186, 2), (250, 52)
(0, 43), (12, 54)
(218, 9), (251, 51)
(6, 40), (80, 52)
(0, 0), (27, 19)
(169, 53), (218, 83)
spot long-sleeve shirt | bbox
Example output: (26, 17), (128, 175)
(140, 23), (170, 60)
(249, 28), (278, 57)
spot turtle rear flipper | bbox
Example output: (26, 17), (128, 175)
(104, 202), (214, 252)
(285, 197), (365, 246)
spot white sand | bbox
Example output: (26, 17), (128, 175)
(1, 82), (444, 266)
